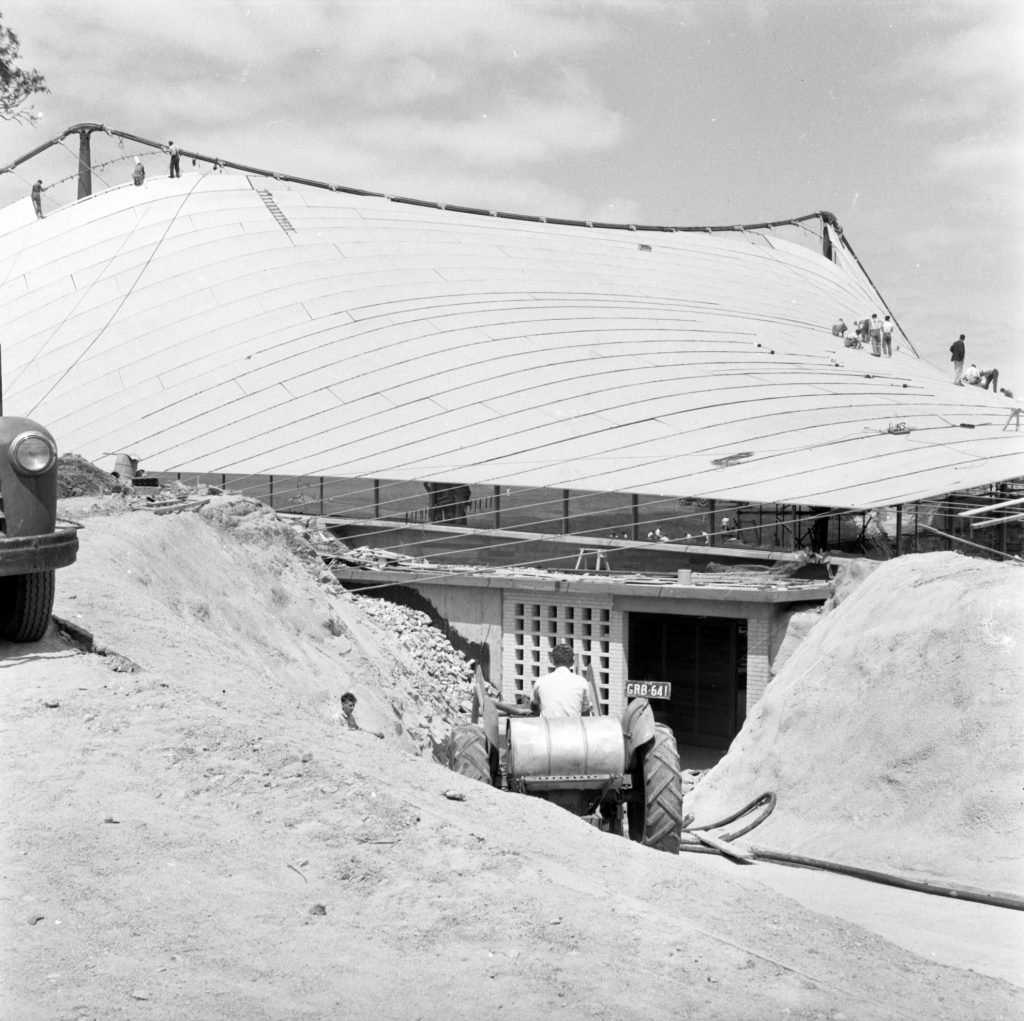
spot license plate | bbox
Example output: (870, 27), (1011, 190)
(625, 681), (672, 700)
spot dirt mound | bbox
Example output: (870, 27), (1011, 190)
(2, 502), (1022, 1019)
(684, 551), (1024, 896)
(50, 495), (465, 755)
(56, 453), (121, 498)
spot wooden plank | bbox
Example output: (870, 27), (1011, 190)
(959, 495), (1024, 517)
(690, 830), (755, 862)
(919, 523), (1017, 558)
(969, 512), (1024, 531)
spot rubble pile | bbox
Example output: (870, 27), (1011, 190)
(332, 546), (430, 570)
(196, 494), (325, 564)
(304, 525), (353, 566)
(57, 454), (123, 498)
(352, 595), (476, 718)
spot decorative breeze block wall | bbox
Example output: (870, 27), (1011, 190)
(501, 590), (617, 716)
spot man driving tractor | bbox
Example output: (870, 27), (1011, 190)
(451, 642), (683, 853)
(495, 642), (593, 719)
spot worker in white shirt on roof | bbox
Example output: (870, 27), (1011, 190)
(530, 643), (593, 718)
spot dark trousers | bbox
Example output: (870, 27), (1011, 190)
(169, 155), (181, 178)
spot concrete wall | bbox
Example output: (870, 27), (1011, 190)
(415, 583), (503, 686)
(350, 582), (503, 688)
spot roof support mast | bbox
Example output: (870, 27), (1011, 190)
(76, 126), (94, 199)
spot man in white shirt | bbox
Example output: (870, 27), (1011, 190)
(881, 315), (894, 357)
(530, 643), (593, 718)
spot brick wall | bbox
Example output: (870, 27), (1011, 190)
(745, 615), (772, 711)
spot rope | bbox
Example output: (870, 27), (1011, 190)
(0, 122), (845, 243)
(27, 170), (214, 417)
(56, 137), (114, 192)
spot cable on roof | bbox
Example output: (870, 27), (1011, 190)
(26, 170), (217, 417)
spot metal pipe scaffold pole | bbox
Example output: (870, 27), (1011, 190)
(77, 127), (93, 199)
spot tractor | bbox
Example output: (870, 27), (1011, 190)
(447, 668), (683, 853)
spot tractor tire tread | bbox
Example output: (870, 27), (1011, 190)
(448, 723), (492, 785)
(639, 724), (683, 853)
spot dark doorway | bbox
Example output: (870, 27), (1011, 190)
(627, 612), (747, 750)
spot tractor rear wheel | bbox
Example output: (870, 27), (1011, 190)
(448, 723), (498, 786)
(627, 723), (683, 853)
(0, 571), (55, 643)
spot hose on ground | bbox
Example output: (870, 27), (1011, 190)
(682, 791), (776, 841)
(679, 791), (1024, 911)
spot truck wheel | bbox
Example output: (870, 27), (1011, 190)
(0, 571), (55, 643)
(448, 723), (498, 786)
(627, 724), (683, 854)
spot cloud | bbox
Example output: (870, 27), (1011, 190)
(883, 3), (1024, 234)
(21, 0), (612, 74)
(335, 2), (613, 63)
(931, 135), (1024, 173)
(894, 3), (1024, 127)
(0, 0), (629, 216)
(358, 58), (462, 107)
(347, 70), (623, 168)
(899, 92), (1007, 128)
(899, 3), (1024, 85)
(364, 165), (601, 220)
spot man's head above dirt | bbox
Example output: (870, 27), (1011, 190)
(339, 691), (384, 738)
(550, 643), (575, 669)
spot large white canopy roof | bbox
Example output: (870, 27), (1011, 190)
(0, 170), (1020, 508)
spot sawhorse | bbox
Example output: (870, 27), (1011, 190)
(574, 548), (610, 571)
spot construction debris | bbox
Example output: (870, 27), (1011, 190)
(353, 595), (476, 729)
(57, 453), (123, 498)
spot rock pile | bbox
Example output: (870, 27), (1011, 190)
(352, 595), (477, 719)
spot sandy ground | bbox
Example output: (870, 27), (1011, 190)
(685, 552), (1024, 899)
(2, 496), (1022, 1020)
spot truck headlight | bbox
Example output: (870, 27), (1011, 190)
(9, 431), (57, 475)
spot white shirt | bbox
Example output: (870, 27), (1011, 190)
(530, 666), (593, 718)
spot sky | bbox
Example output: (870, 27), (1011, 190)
(1, 0), (1021, 385)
